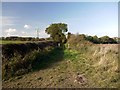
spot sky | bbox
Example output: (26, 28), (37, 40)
(1, 2), (118, 38)
(1, 0), (119, 2)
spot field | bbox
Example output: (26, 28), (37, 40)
(0, 40), (30, 44)
(2, 43), (119, 88)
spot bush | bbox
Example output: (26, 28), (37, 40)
(67, 34), (92, 50)
(67, 33), (118, 44)
(2, 41), (58, 80)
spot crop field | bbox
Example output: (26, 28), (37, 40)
(2, 43), (119, 88)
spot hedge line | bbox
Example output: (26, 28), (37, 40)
(2, 41), (58, 80)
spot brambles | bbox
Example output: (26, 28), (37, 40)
(2, 41), (58, 80)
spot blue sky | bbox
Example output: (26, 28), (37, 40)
(2, 2), (118, 38)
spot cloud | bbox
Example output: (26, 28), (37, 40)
(5, 28), (17, 36)
(21, 31), (26, 34)
(24, 24), (31, 29)
(5, 28), (16, 33)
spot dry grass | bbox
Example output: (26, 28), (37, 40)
(2, 44), (119, 88)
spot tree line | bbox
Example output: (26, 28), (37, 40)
(45, 23), (119, 44)
(1, 23), (119, 44)
(0, 36), (51, 41)
(67, 33), (119, 44)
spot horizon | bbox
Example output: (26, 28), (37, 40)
(0, 33), (118, 38)
(1, 2), (118, 38)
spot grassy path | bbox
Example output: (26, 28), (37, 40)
(3, 49), (89, 88)
(2, 45), (119, 88)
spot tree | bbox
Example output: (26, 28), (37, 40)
(86, 36), (93, 42)
(108, 38), (117, 44)
(45, 23), (68, 46)
(99, 36), (111, 44)
(92, 35), (99, 43)
(67, 32), (72, 40)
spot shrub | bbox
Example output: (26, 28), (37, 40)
(2, 41), (58, 80)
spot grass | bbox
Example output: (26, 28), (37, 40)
(2, 44), (119, 88)
(2, 46), (64, 81)
(0, 40), (30, 44)
(32, 47), (64, 71)
(63, 45), (119, 88)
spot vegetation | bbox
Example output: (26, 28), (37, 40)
(99, 36), (117, 44)
(67, 33), (118, 44)
(0, 36), (51, 42)
(45, 23), (68, 46)
(0, 40), (30, 44)
(1, 23), (119, 88)
(0, 32), (119, 45)
(2, 43), (119, 88)
(2, 41), (57, 80)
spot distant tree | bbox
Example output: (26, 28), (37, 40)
(108, 38), (117, 44)
(99, 36), (109, 44)
(67, 32), (72, 40)
(1, 37), (5, 40)
(92, 35), (99, 43)
(86, 36), (93, 42)
(45, 23), (68, 46)
(118, 38), (120, 43)
(113, 37), (119, 44)
(99, 36), (116, 44)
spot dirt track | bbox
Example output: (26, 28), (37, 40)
(2, 44), (119, 88)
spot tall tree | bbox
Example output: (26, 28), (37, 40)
(45, 23), (68, 46)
